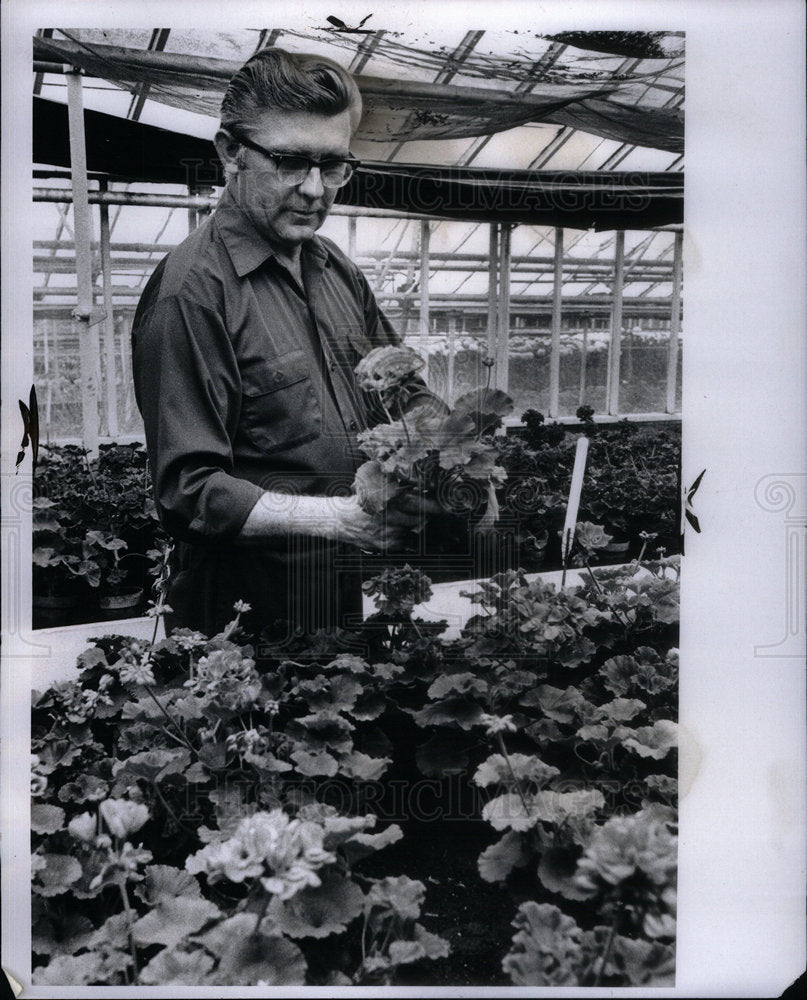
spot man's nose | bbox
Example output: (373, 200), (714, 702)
(298, 166), (325, 199)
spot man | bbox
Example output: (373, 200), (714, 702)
(132, 48), (427, 638)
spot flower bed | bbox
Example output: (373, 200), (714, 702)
(31, 555), (678, 987)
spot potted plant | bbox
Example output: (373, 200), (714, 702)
(32, 497), (87, 623)
(78, 528), (150, 619)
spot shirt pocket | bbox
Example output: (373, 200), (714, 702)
(240, 348), (321, 454)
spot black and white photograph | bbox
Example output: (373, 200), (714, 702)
(2, 1), (805, 996)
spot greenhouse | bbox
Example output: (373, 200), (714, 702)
(26, 26), (684, 989)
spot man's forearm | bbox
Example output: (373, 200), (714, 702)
(237, 491), (345, 543)
(236, 490), (423, 551)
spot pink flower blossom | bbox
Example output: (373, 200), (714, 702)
(68, 812), (97, 843)
(99, 798), (150, 839)
(186, 809), (335, 900)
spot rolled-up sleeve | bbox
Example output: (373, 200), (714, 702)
(132, 292), (264, 543)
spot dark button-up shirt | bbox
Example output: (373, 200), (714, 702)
(132, 183), (399, 636)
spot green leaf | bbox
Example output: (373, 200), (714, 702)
(621, 720), (678, 759)
(387, 940), (426, 966)
(57, 774), (109, 804)
(197, 741), (228, 770)
(367, 875), (425, 921)
(482, 793), (540, 833)
(601, 654), (637, 696)
(483, 789), (605, 832)
(427, 672), (488, 699)
(537, 845), (590, 900)
(32, 913), (95, 959)
(134, 865), (201, 905)
(474, 753), (560, 789)
(139, 946), (215, 986)
(286, 712), (355, 753)
(117, 748), (192, 782)
(338, 750), (390, 782)
(291, 748), (338, 777)
(77, 646), (108, 672)
(196, 914), (307, 985)
(502, 901), (583, 987)
(409, 697), (485, 730)
(385, 929), (451, 967)
(613, 936), (675, 986)
(33, 953), (107, 986)
(268, 872), (365, 938)
(342, 824), (404, 863)
(354, 459), (405, 514)
(33, 737), (85, 773)
(348, 689), (388, 721)
(522, 684), (590, 724)
(413, 923), (451, 960)
(596, 697), (647, 723)
(31, 803), (65, 834)
(131, 896), (220, 948)
(478, 830), (529, 883)
(87, 912), (136, 951)
(453, 388), (514, 435)
(34, 854), (83, 896)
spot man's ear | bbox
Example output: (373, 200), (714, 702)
(214, 129), (241, 175)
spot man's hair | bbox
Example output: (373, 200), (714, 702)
(221, 47), (362, 138)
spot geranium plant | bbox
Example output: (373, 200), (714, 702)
(353, 346), (513, 530)
(31, 547), (677, 987)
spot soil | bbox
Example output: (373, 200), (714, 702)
(359, 817), (519, 986)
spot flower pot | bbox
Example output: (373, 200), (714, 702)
(33, 592), (82, 627)
(97, 587), (144, 620)
(603, 540), (631, 560)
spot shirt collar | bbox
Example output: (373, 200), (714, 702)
(213, 183), (330, 278)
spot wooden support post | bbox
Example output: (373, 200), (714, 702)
(446, 314), (456, 407)
(495, 225), (512, 393)
(98, 183), (119, 438)
(579, 316), (589, 406)
(666, 229), (684, 413)
(66, 69), (99, 457)
(606, 231), (625, 416)
(418, 220), (431, 384)
(486, 224), (499, 363)
(548, 227), (564, 417)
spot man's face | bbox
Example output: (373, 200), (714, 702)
(231, 108), (353, 251)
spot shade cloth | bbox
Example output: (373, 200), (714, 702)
(33, 35), (684, 153)
(33, 96), (683, 230)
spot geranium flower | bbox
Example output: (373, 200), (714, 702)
(355, 346), (425, 393)
(187, 648), (261, 710)
(572, 807), (677, 896)
(186, 810), (335, 901)
(226, 727), (270, 758)
(480, 713), (518, 736)
(573, 522), (613, 553)
(50, 680), (98, 724)
(67, 812), (97, 843)
(99, 798), (150, 839)
(172, 630), (208, 653)
(119, 655), (156, 687)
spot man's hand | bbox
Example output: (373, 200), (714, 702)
(328, 495), (424, 552)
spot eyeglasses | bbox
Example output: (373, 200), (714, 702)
(230, 131), (359, 188)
